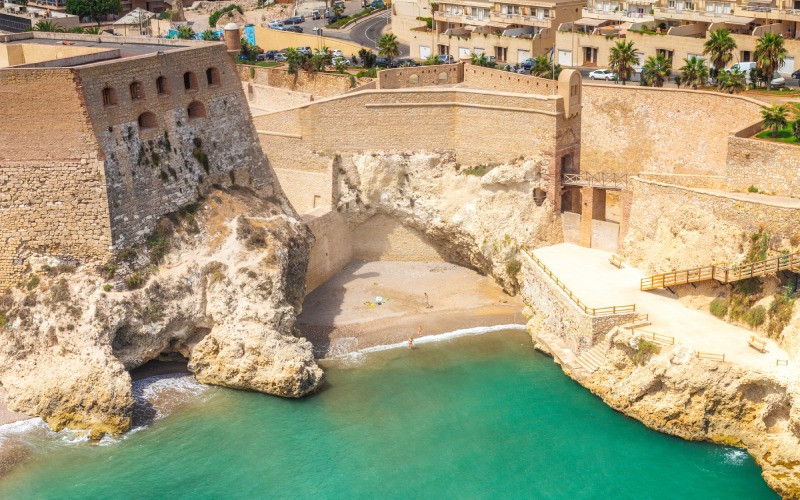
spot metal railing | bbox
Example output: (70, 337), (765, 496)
(641, 252), (800, 290)
(561, 171), (629, 190)
(522, 248), (636, 316)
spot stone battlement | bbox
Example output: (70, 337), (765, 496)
(0, 33), (279, 289)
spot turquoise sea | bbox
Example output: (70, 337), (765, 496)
(0, 329), (776, 498)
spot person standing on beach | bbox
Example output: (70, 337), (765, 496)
(423, 293), (432, 309)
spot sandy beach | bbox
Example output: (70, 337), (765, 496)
(0, 388), (31, 427)
(297, 260), (525, 357)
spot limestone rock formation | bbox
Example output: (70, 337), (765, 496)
(582, 328), (800, 497)
(0, 187), (321, 437)
(336, 152), (558, 293)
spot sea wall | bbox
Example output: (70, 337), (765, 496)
(623, 177), (800, 273)
(581, 86), (763, 174)
(520, 253), (635, 354)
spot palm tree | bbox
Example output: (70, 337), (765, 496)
(641, 53), (671, 87)
(792, 120), (800, 142)
(679, 56), (708, 89)
(760, 103), (788, 137)
(719, 68), (746, 94)
(202, 29), (220, 41)
(470, 52), (495, 68)
(331, 2), (345, 19)
(608, 40), (638, 84)
(285, 47), (303, 75)
(703, 29), (736, 78)
(755, 32), (787, 90)
(377, 33), (399, 63)
(423, 54), (439, 65)
(530, 55), (551, 78)
(29, 20), (63, 32)
(176, 25), (195, 40)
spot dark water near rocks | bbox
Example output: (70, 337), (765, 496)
(0, 328), (776, 498)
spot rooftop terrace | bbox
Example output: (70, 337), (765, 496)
(0, 32), (194, 68)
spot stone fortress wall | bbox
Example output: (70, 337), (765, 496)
(0, 33), (280, 288)
(726, 121), (800, 197)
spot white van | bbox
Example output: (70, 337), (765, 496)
(268, 20), (284, 29)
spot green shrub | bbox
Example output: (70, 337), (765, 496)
(356, 68), (377, 78)
(748, 185), (759, 193)
(767, 287), (795, 337)
(49, 279), (70, 304)
(461, 165), (489, 176)
(126, 272), (144, 290)
(505, 259), (521, 277)
(709, 298), (728, 318)
(146, 220), (173, 265)
(744, 305), (766, 328)
(209, 4), (243, 27)
(632, 339), (661, 365)
(349, 74), (356, 88)
(26, 275), (40, 291)
(103, 284), (113, 293)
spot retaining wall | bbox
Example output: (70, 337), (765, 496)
(726, 134), (800, 197)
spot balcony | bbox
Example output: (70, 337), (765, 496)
(582, 7), (655, 21)
(654, 7), (741, 22)
(490, 11), (554, 27)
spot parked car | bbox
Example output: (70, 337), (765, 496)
(332, 56), (350, 66)
(285, 16), (304, 24)
(312, 27), (324, 35)
(792, 68), (800, 79)
(256, 53), (267, 61)
(274, 53), (287, 62)
(331, 49), (344, 58)
(312, 10), (321, 20)
(297, 46), (312, 54)
(375, 56), (392, 68)
(285, 26), (303, 33)
(395, 58), (421, 67)
(727, 61), (757, 84)
(519, 58), (535, 71)
(437, 54), (455, 64)
(263, 50), (279, 60)
(588, 69), (615, 80)
(371, 0), (385, 7)
(771, 71), (786, 88)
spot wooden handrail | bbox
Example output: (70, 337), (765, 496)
(522, 248), (636, 317)
(697, 351), (726, 362)
(641, 252), (800, 290)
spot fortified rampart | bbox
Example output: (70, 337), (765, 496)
(581, 85), (764, 175)
(726, 122), (800, 197)
(0, 33), (279, 288)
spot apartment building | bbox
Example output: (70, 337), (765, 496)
(393, 0), (584, 64)
(554, 0), (800, 73)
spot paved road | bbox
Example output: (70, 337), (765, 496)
(347, 11), (409, 57)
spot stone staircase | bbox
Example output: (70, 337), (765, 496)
(575, 341), (610, 374)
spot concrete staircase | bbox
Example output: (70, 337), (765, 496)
(576, 341), (609, 373)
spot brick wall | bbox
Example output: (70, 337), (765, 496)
(376, 63), (463, 89)
(581, 85), (764, 175)
(463, 64), (557, 94)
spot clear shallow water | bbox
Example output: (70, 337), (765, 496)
(0, 329), (776, 499)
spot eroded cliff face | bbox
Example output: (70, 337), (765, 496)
(335, 152), (560, 292)
(0, 187), (322, 438)
(576, 327), (800, 497)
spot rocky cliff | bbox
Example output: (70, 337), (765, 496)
(0, 186), (322, 438)
(335, 152), (559, 293)
(539, 324), (800, 497)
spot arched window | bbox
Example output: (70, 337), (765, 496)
(129, 81), (144, 100)
(156, 76), (170, 96)
(137, 112), (157, 131)
(101, 86), (117, 106)
(206, 67), (220, 86)
(187, 101), (207, 120)
(183, 71), (198, 91)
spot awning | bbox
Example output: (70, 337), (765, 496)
(747, 0), (772, 4)
(720, 16), (756, 25)
(574, 17), (608, 27)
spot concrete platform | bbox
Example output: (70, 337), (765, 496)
(533, 243), (794, 372)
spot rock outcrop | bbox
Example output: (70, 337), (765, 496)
(0, 187), (322, 437)
(559, 326), (800, 496)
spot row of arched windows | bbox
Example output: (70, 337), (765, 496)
(102, 67), (221, 107)
(136, 100), (207, 131)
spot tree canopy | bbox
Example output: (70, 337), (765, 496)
(65, 0), (122, 24)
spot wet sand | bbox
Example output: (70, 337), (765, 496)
(297, 260), (525, 357)
(0, 388), (31, 427)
